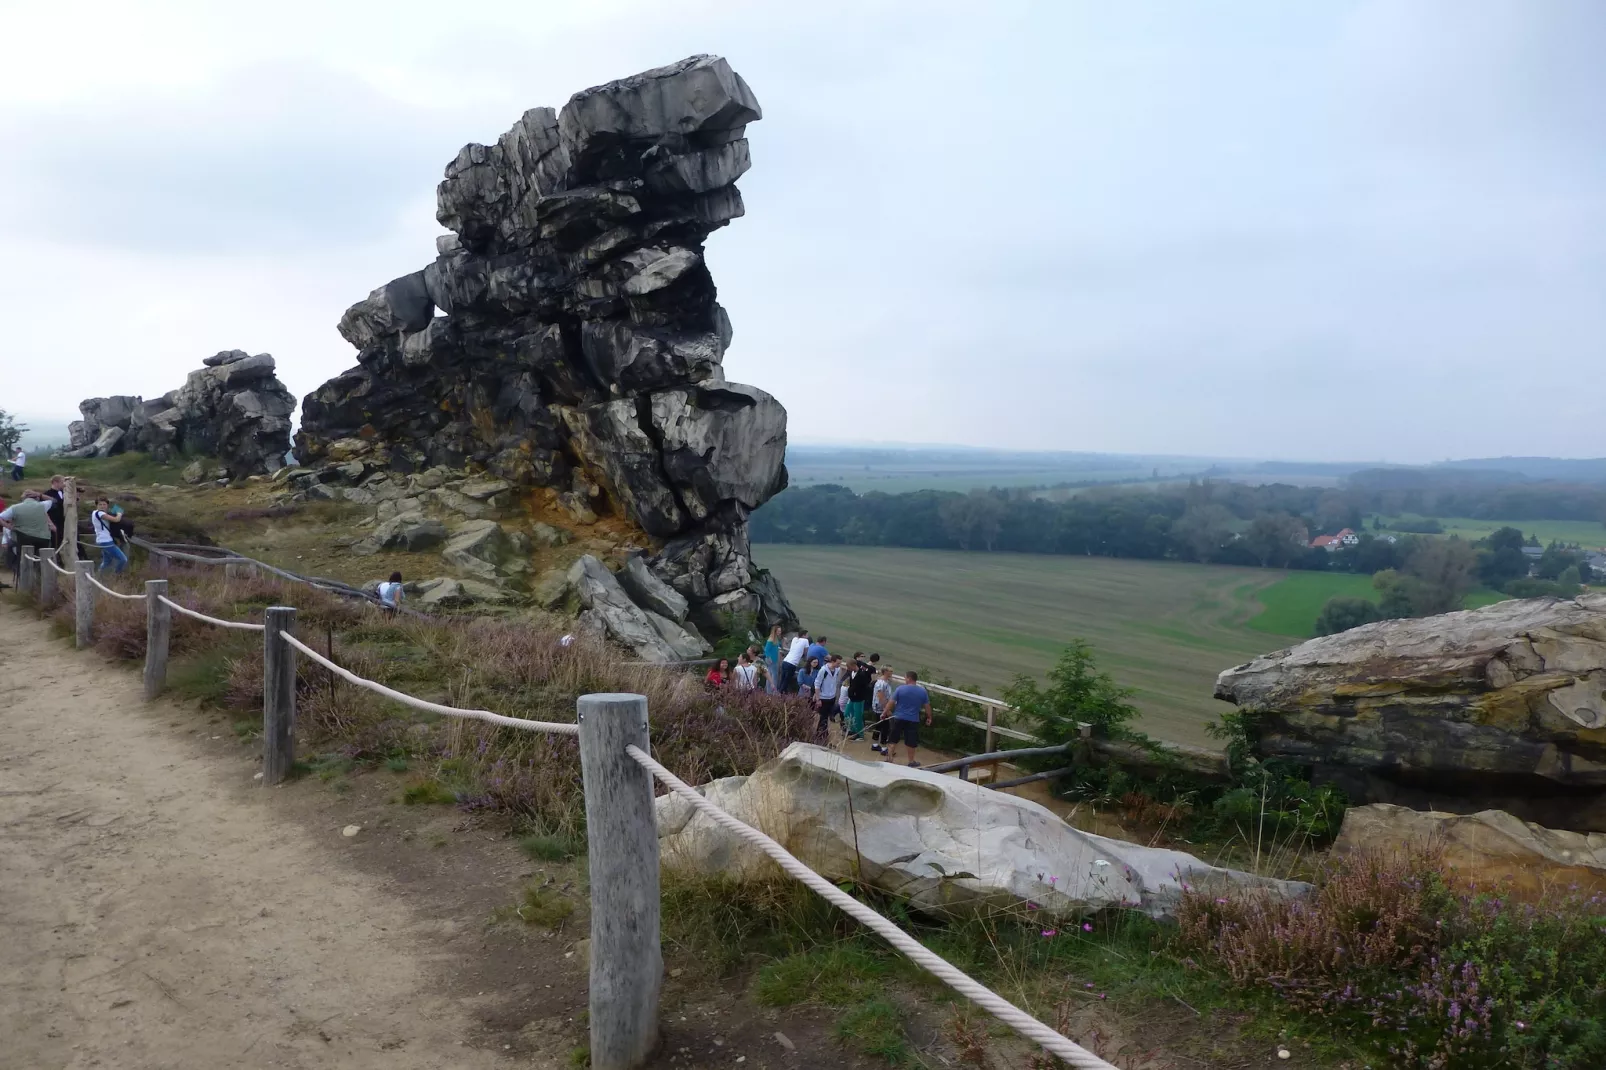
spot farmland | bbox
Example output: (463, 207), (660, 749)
(1368, 514), (1606, 548)
(756, 545), (1289, 748)
(758, 545), (1515, 748)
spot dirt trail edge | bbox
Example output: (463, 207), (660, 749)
(0, 604), (527, 1070)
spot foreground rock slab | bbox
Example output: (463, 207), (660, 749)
(1335, 802), (1606, 896)
(1215, 595), (1606, 832)
(657, 743), (1307, 920)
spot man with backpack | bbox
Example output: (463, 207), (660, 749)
(1, 490), (57, 579)
(91, 497), (128, 573)
(843, 653), (875, 740)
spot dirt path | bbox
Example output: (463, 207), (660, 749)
(0, 603), (530, 1070)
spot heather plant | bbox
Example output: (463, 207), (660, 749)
(1177, 850), (1606, 1068)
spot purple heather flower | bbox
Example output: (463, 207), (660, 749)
(1082, 922), (1094, 932)
(1040, 929), (1057, 938)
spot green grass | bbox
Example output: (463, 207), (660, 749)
(756, 545), (1288, 748)
(45, 451), (190, 488)
(1369, 514), (1606, 548)
(1248, 571), (1510, 639)
(518, 832), (583, 862)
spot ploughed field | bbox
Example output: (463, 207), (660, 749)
(757, 545), (1297, 749)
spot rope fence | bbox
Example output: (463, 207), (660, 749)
(11, 537), (1117, 1069)
(158, 594), (266, 632)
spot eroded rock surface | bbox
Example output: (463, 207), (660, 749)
(1215, 596), (1606, 831)
(657, 743), (1308, 921)
(295, 55), (795, 640)
(66, 350), (295, 476)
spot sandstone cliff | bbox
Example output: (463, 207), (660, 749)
(1215, 595), (1606, 832)
(65, 350), (295, 477)
(295, 55), (793, 637)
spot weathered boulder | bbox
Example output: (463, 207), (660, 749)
(658, 744), (1308, 920)
(356, 515), (447, 555)
(619, 554), (689, 622)
(1334, 803), (1606, 896)
(68, 350), (295, 476)
(441, 519), (511, 580)
(1215, 595), (1606, 832)
(293, 55), (794, 637)
(645, 610), (710, 660)
(566, 554), (677, 662)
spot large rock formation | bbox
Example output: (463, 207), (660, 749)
(658, 743), (1309, 921)
(295, 55), (794, 637)
(1215, 595), (1606, 832)
(65, 350), (295, 477)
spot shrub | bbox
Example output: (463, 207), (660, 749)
(1177, 850), (1606, 1067)
(1314, 595), (1387, 636)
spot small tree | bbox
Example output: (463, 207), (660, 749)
(0, 410), (27, 458)
(1003, 640), (1139, 743)
(1315, 595), (1387, 635)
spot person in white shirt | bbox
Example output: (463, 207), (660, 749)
(870, 665), (895, 755)
(733, 652), (760, 690)
(781, 629), (810, 693)
(9, 448), (25, 481)
(376, 571), (404, 613)
(813, 655), (845, 737)
(91, 497), (128, 573)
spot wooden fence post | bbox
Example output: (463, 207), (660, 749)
(985, 703), (997, 754)
(39, 547), (58, 607)
(19, 549), (35, 598)
(143, 579), (170, 700)
(75, 561), (94, 647)
(577, 692), (661, 1070)
(62, 478), (78, 568)
(262, 606), (297, 784)
(153, 549), (169, 577)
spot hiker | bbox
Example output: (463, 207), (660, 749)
(9, 447), (24, 481)
(104, 498), (133, 546)
(797, 656), (820, 701)
(813, 654), (845, 736)
(763, 625), (783, 693)
(1, 490), (57, 578)
(377, 571), (404, 614)
(42, 476), (66, 549)
(886, 671), (933, 767)
(781, 629), (809, 693)
(843, 653), (874, 740)
(806, 634), (829, 672)
(870, 664), (895, 754)
(705, 657), (730, 689)
(734, 652), (760, 691)
(90, 497), (128, 574)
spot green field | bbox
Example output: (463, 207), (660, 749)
(1370, 515), (1606, 548)
(757, 546), (1295, 748)
(1245, 571), (1510, 638)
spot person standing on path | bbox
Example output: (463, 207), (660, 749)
(813, 655), (845, 737)
(377, 571), (404, 614)
(41, 477), (66, 549)
(806, 634), (829, 673)
(704, 658), (730, 689)
(763, 625), (783, 694)
(843, 653), (873, 740)
(886, 671), (933, 767)
(797, 656), (820, 702)
(781, 629), (809, 693)
(0, 490), (56, 578)
(734, 652), (760, 691)
(870, 664), (895, 754)
(9, 447), (24, 481)
(91, 497), (128, 574)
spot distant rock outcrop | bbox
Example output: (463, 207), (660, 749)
(65, 350), (295, 477)
(295, 55), (795, 639)
(1215, 596), (1606, 832)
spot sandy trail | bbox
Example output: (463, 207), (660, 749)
(0, 603), (529, 1070)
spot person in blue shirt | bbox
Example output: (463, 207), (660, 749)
(806, 635), (829, 671)
(797, 657), (821, 701)
(886, 671), (932, 767)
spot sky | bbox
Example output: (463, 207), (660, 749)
(3, 0), (1603, 462)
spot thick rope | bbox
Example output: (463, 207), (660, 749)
(157, 595), (266, 632)
(278, 632), (580, 736)
(624, 745), (1118, 1070)
(83, 572), (148, 601)
(46, 556), (75, 577)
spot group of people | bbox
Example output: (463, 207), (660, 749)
(701, 626), (934, 766)
(0, 474), (133, 581)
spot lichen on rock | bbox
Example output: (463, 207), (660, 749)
(295, 54), (795, 638)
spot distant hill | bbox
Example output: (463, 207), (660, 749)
(1432, 457), (1606, 483)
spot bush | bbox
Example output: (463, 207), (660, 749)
(1177, 850), (1606, 1067)
(1314, 595), (1387, 636)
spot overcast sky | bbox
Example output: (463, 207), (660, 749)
(4, 0), (1603, 462)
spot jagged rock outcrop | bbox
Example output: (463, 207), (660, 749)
(65, 350), (295, 476)
(1215, 596), (1606, 832)
(294, 55), (796, 641)
(658, 744), (1310, 921)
